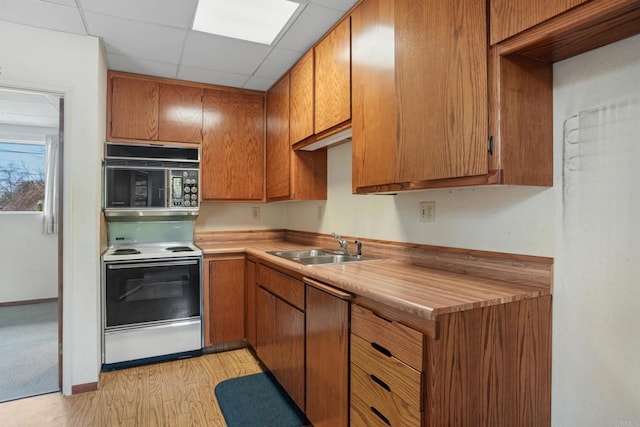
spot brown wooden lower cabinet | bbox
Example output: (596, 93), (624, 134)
(425, 295), (552, 427)
(244, 259), (257, 348)
(351, 305), (424, 427)
(204, 255), (245, 348)
(249, 262), (551, 426)
(305, 281), (350, 427)
(256, 285), (305, 411)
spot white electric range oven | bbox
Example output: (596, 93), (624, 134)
(101, 224), (203, 370)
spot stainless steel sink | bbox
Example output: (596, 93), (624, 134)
(267, 249), (377, 266)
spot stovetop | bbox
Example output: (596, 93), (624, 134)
(102, 241), (203, 261)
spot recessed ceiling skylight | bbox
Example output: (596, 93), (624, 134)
(193, 0), (300, 45)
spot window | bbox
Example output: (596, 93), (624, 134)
(0, 141), (45, 211)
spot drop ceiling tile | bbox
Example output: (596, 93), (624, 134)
(78, 0), (198, 29)
(310, 0), (358, 12)
(84, 12), (187, 64)
(106, 53), (178, 79)
(178, 66), (250, 88)
(277, 3), (343, 52)
(181, 31), (271, 75)
(0, 0), (86, 35)
(254, 48), (303, 79)
(243, 76), (277, 92)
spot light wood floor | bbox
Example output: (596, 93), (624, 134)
(0, 349), (263, 427)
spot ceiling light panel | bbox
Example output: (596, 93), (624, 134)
(193, 0), (300, 45)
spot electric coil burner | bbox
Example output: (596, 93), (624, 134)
(166, 246), (194, 253)
(111, 248), (141, 255)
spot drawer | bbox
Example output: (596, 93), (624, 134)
(351, 362), (421, 427)
(257, 264), (304, 310)
(351, 334), (422, 409)
(351, 304), (423, 371)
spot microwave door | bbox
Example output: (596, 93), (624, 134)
(106, 167), (167, 208)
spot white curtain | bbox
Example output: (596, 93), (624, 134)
(42, 134), (60, 234)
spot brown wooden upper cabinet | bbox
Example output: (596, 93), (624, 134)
(108, 71), (203, 144)
(266, 74), (327, 201)
(490, 0), (588, 44)
(289, 50), (315, 145)
(289, 17), (351, 147)
(201, 89), (265, 201)
(351, 0), (488, 193)
(314, 17), (351, 135)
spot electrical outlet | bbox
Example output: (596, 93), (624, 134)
(251, 207), (261, 220)
(420, 201), (435, 223)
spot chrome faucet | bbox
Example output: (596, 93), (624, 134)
(331, 232), (349, 255)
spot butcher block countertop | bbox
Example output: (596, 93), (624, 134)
(196, 231), (553, 335)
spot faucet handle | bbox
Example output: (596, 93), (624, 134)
(355, 240), (362, 257)
(331, 232), (341, 239)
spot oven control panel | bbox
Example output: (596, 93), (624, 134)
(170, 169), (199, 207)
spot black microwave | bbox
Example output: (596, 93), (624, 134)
(103, 144), (200, 218)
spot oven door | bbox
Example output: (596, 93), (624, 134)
(104, 257), (201, 329)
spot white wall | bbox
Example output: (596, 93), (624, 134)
(552, 34), (640, 426)
(286, 142), (554, 257)
(0, 213), (57, 302)
(196, 202), (286, 232)
(0, 21), (105, 395)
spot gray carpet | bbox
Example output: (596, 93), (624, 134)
(0, 301), (59, 402)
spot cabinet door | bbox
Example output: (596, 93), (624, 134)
(202, 89), (265, 201)
(314, 18), (351, 134)
(490, 0), (588, 44)
(158, 84), (203, 143)
(266, 75), (291, 200)
(352, 0), (488, 190)
(256, 286), (278, 370)
(306, 284), (350, 427)
(245, 260), (257, 348)
(275, 298), (305, 411)
(208, 258), (245, 346)
(110, 76), (159, 141)
(289, 50), (315, 145)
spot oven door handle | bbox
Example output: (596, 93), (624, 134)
(107, 260), (199, 270)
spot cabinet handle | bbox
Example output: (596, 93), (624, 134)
(371, 342), (392, 358)
(370, 406), (391, 426)
(371, 311), (393, 323)
(369, 374), (391, 392)
(304, 277), (353, 300)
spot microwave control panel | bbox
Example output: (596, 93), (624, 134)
(170, 169), (199, 207)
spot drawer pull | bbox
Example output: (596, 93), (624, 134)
(371, 342), (392, 358)
(369, 374), (391, 392)
(370, 406), (391, 426)
(372, 311), (393, 323)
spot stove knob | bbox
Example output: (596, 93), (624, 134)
(191, 194), (197, 200)
(184, 200), (191, 207)
(191, 200), (198, 207)
(191, 186), (197, 194)
(184, 186), (191, 193)
(183, 171), (188, 177)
